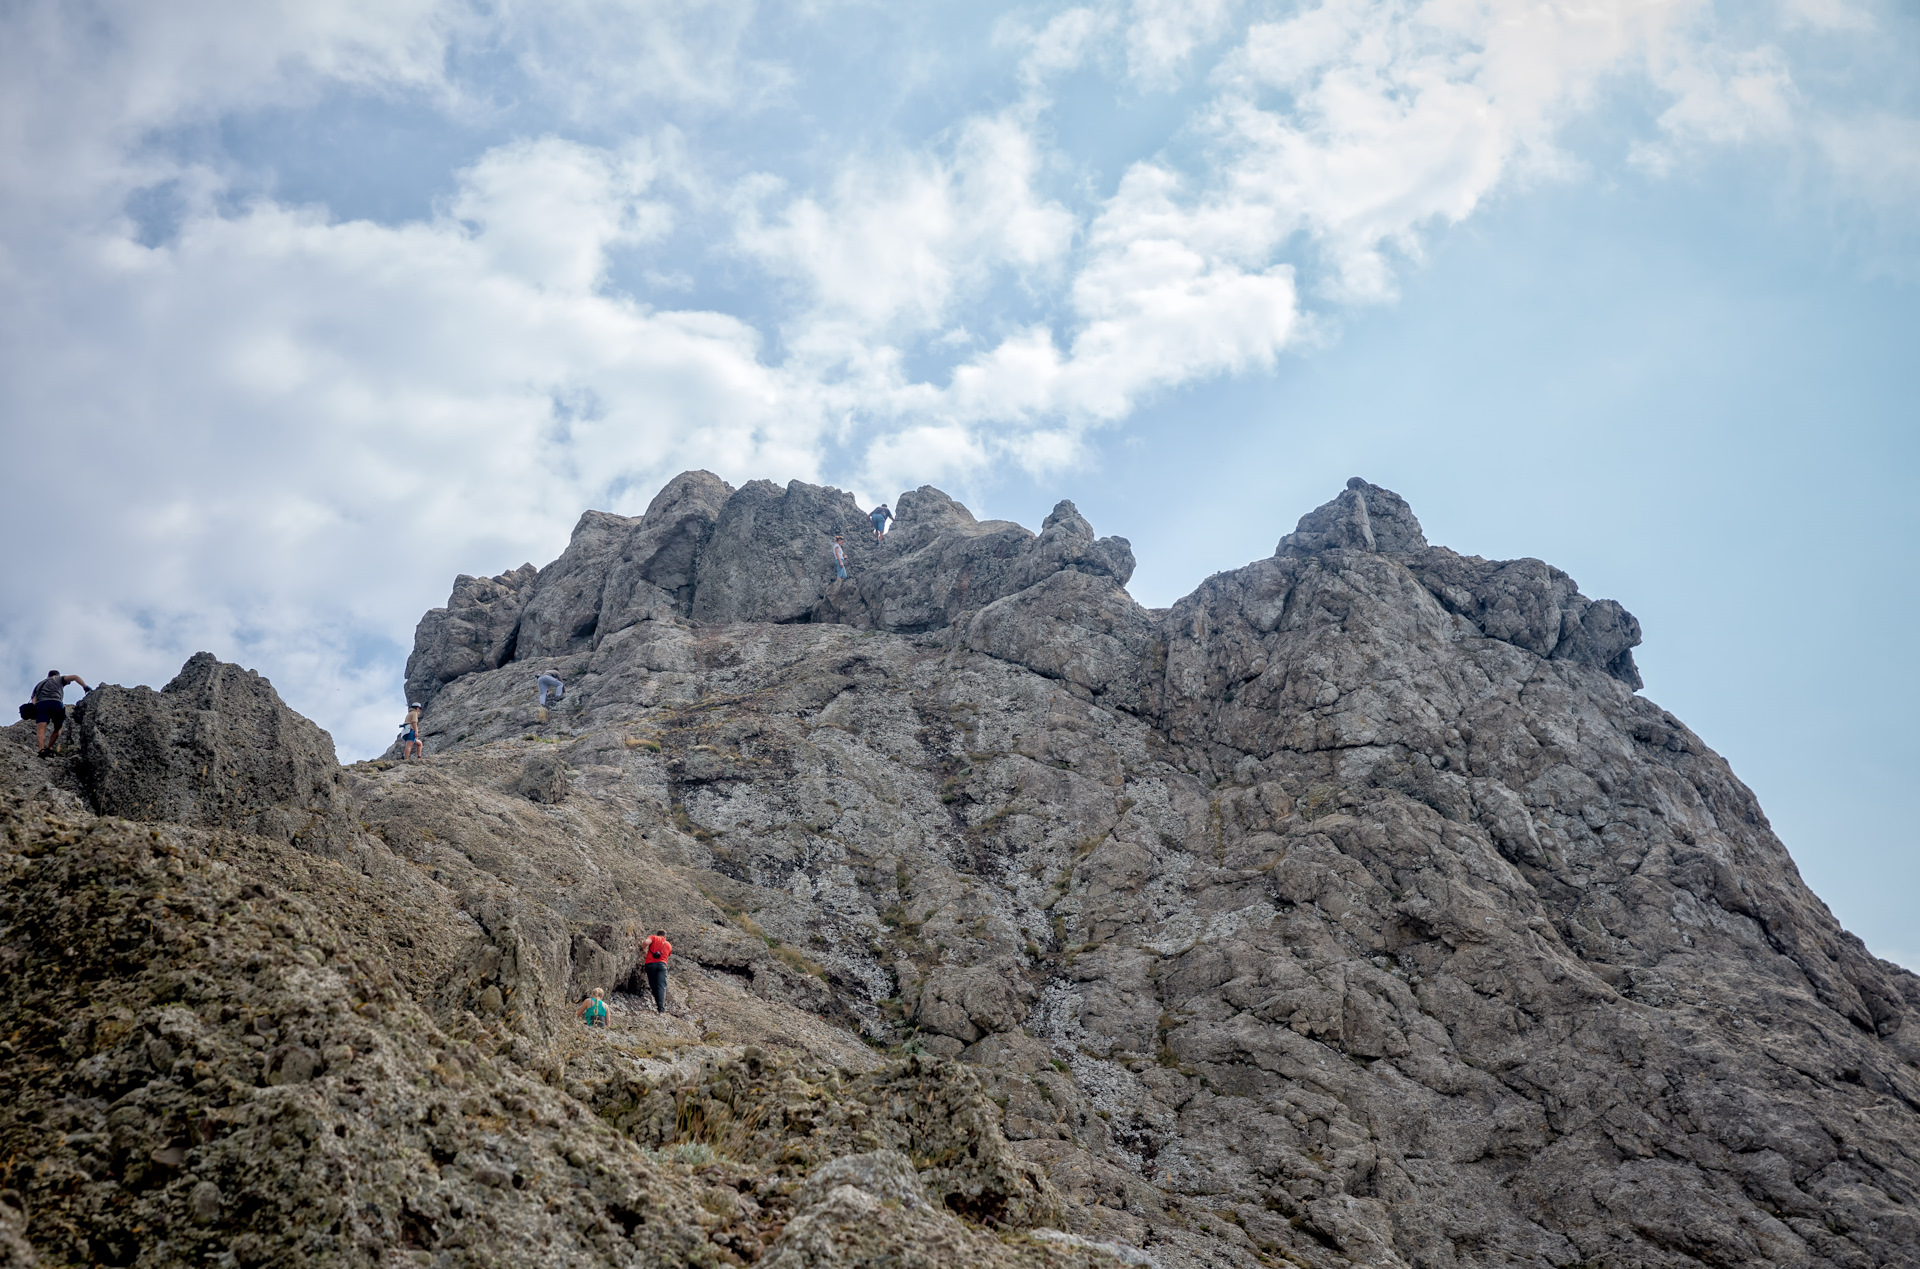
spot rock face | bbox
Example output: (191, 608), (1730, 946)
(5, 473), (1917, 1269)
(402, 472), (1136, 708)
(75, 651), (354, 854)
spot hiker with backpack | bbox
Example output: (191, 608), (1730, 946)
(26, 670), (89, 756)
(643, 930), (672, 1013)
(870, 503), (892, 543)
(577, 988), (609, 1028)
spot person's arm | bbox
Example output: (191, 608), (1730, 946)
(66, 676), (90, 689)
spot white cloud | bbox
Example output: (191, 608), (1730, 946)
(1005, 6), (1117, 87)
(495, 0), (786, 118)
(0, 0), (461, 217)
(737, 111), (1075, 338)
(0, 134), (816, 754)
(1779, 0), (1875, 33)
(3, 0), (1916, 757)
(451, 137), (671, 291)
(1126, 0), (1241, 88)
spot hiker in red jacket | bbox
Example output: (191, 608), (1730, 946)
(643, 930), (672, 1013)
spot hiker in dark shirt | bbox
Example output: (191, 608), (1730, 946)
(30, 671), (89, 755)
(870, 503), (892, 543)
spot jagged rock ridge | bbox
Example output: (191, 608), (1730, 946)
(3, 474), (1916, 1269)
(405, 471), (1137, 708)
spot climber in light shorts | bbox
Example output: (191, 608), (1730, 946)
(643, 930), (672, 1013)
(536, 673), (564, 707)
(870, 503), (892, 542)
(400, 702), (423, 760)
(832, 536), (848, 580)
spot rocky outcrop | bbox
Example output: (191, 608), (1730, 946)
(403, 562), (538, 708)
(8, 472), (1916, 1269)
(1274, 476), (1643, 686)
(403, 471), (733, 708)
(402, 475), (1136, 713)
(74, 652), (354, 854)
(379, 473), (1919, 1269)
(0, 778), (1121, 1269)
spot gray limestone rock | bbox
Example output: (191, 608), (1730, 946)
(512, 749), (570, 804)
(916, 967), (1032, 1046)
(381, 473), (1917, 1269)
(1277, 477), (1428, 557)
(793, 1149), (929, 1212)
(22, 473), (1915, 1269)
(405, 477), (1137, 703)
(597, 469), (733, 628)
(519, 470), (735, 659)
(689, 478), (874, 625)
(402, 471), (732, 710)
(75, 652), (354, 854)
(1277, 479), (1643, 686)
(404, 563), (537, 709)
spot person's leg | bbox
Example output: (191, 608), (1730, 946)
(647, 963), (666, 1012)
(34, 720), (47, 751)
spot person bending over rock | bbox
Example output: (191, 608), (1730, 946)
(577, 989), (609, 1028)
(536, 672), (564, 708)
(29, 670), (89, 755)
(643, 931), (672, 1013)
(870, 503), (892, 542)
(832, 536), (848, 580)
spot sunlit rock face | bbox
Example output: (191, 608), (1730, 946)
(5, 477), (1915, 1269)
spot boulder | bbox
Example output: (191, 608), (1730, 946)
(402, 472), (732, 706)
(689, 479), (874, 625)
(817, 495), (1136, 635)
(915, 967), (1032, 1045)
(404, 564), (537, 709)
(1275, 478), (1643, 686)
(793, 1149), (929, 1211)
(511, 749), (570, 804)
(75, 652), (354, 854)
(518, 470), (735, 658)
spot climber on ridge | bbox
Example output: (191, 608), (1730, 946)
(832, 536), (849, 581)
(400, 702), (423, 760)
(28, 669), (89, 755)
(536, 671), (564, 708)
(870, 502), (892, 543)
(643, 930), (672, 1013)
(577, 988), (609, 1028)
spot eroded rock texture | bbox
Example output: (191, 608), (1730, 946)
(74, 651), (354, 854)
(4, 475), (1915, 1269)
(403, 470), (1137, 707)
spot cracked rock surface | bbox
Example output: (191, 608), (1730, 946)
(4, 475), (1916, 1269)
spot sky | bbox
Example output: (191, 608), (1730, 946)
(1, 0), (1915, 967)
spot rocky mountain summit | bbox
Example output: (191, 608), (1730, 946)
(4, 474), (1917, 1269)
